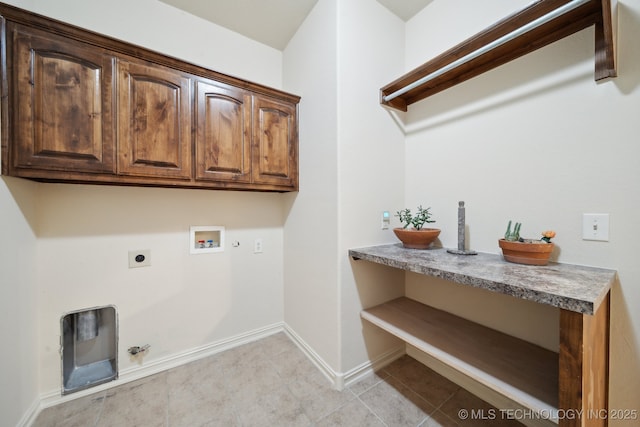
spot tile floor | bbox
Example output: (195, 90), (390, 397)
(33, 332), (524, 427)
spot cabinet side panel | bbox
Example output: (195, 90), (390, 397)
(582, 293), (609, 427)
(1, 16), (8, 175)
(559, 309), (584, 427)
(559, 294), (610, 427)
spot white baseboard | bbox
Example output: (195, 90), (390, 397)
(34, 323), (285, 416)
(283, 324), (405, 391)
(25, 323), (404, 426)
(282, 325), (341, 387)
(341, 345), (405, 390)
(16, 397), (40, 427)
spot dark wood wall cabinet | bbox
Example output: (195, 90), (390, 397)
(381, 0), (617, 111)
(0, 3), (300, 192)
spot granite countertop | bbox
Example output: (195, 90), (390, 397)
(349, 244), (616, 314)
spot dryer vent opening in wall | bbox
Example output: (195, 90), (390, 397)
(61, 306), (118, 394)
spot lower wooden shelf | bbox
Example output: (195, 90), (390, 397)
(362, 297), (559, 417)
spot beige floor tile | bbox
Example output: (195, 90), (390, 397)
(199, 416), (241, 427)
(257, 332), (299, 357)
(169, 398), (237, 427)
(168, 374), (233, 427)
(316, 399), (386, 427)
(225, 358), (286, 405)
(297, 386), (356, 423)
(31, 333), (522, 427)
(269, 345), (318, 383)
(214, 339), (267, 372)
(32, 392), (105, 427)
(420, 410), (460, 427)
(359, 376), (436, 427)
(284, 366), (356, 421)
(347, 369), (391, 396)
(236, 384), (310, 427)
(96, 374), (168, 427)
(285, 361), (333, 398)
(166, 353), (226, 388)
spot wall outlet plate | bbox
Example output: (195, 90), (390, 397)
(128, 249), (151, 268)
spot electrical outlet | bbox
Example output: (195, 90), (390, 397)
(128, 249), (151, 268)
(582, 214), (609, 242)
(254, 238), (263, 253)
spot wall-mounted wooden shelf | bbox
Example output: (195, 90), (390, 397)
(380, 0), (617, 111)
(362, 297), (559, 418)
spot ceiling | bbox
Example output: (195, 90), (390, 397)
(377, 0), (434, 21)
(159, 0), (433, 50)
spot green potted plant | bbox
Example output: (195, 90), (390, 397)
(393, 206), (440, 249)
(498, 220), (556, 265)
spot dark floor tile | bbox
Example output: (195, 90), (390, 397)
(438, 388), (525, 427)
(385, 355), (460, 407)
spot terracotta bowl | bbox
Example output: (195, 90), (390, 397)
(498, 239), (555, 266)
(393, 228), (441, 249)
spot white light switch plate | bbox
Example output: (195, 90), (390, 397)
(254, 238), (263, 253)
(381, 211), (390, 230)
(582, 214), (609, 241)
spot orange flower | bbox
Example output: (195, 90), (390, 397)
(542, 230), (556, 238)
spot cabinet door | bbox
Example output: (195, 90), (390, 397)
(117, 60), (191, 179)
(252, 96), (298, 189)
(194, 80), (251, 183)
(11, 24), (116, 174)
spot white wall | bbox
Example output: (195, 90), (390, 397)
(31, 0), (283, 88)
(335, 0), (409, 373)
(35, 185), (285, 393)
(0, 178), (39, 427)
(0, 0), (289, 418)
(403, 0), (640, 421)
(282, 0), (341, 370)
(1, 8), (38, 427)
(283, 0), (408, 380)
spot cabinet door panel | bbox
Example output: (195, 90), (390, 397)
(118, 61), (191, 178)
(195, 81), (250, 182)
(252, 96), (298, 188)
(12, 25), (115, 173)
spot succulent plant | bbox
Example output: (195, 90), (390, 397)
(541, 230), (556, 243)
(504, 220), (522, 242)
(505, 221), (556, 243)
(395, 206), (435, 230)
